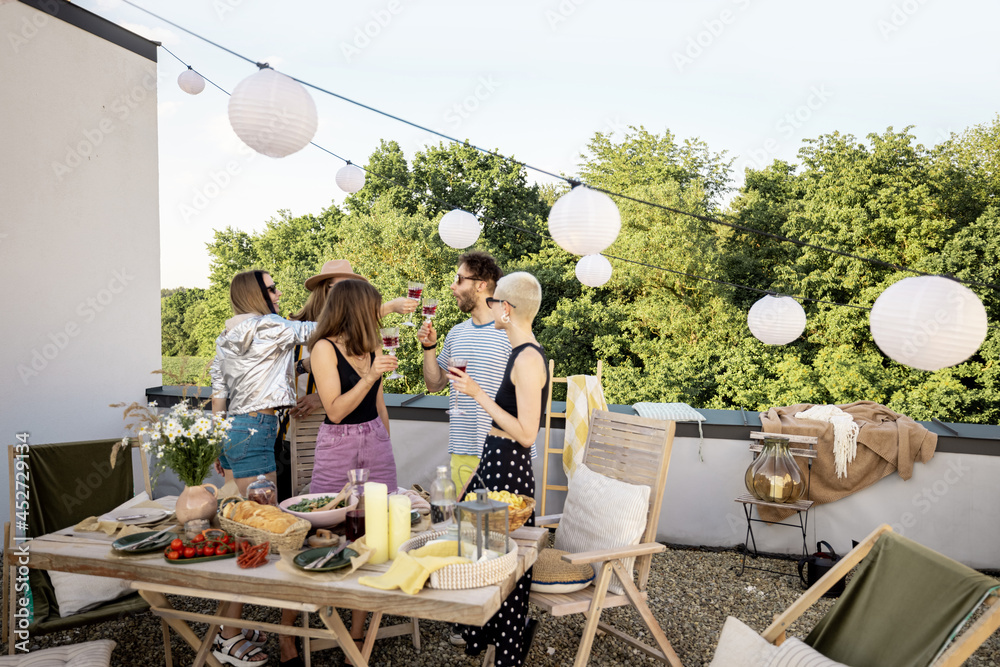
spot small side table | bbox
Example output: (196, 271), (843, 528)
(735, 431), (818, 578)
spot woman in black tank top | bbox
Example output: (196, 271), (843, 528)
(450, 272), (549, 666)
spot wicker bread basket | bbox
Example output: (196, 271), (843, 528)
(399, 529), (518, 590)
(218, 496), (310, 555)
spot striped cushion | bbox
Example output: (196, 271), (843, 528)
(0, 639), (115, 666)
(554, 463), (650, 595)
(766, 638), (849, 667)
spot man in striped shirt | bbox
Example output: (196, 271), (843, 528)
(419, 251), (511, 494)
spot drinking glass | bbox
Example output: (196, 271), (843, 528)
(402, 282), (424, 327)
(422, 298), (438, 323)
(380, 326), (404, 380)
(345, 509), (366, 542)
(347, 467), (369, 504)
(445, 356), (469, 416)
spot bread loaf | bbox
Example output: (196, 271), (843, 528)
(223, 500), (300, 534)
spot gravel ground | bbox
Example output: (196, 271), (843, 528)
(5, 546), (999, 666)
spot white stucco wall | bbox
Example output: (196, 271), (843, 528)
(0, 2), (160, 524)
(390, 418), (1000, 569)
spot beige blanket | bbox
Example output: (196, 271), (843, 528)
(758, 401), (937, 521)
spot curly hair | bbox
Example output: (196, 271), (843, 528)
(458, 250), (503, 291)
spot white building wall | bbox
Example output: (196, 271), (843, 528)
(0, 2), (160, 522)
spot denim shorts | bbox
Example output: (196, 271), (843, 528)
(219, 412), (278, 479)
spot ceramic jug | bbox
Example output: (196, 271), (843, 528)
(175, 483), (219, 524)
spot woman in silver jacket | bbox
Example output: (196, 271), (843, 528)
(209, 269), (314, 667)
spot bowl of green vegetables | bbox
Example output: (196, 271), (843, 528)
(279, 493), (357, 528)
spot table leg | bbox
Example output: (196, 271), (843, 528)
(319, 606), (368, 667)
(363, 612), (382, 660)
(138, 590), (225, 667)
(160, 619), (173, 667)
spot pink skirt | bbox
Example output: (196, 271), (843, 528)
(309, 417), (397, 494)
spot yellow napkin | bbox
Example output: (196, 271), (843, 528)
(563, 375), (607, 478)
(358, 541), (471, 595)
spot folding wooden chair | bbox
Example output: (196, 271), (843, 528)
(539, 359), (603, 517)
(758, 524), (1000, 666)
(289, 408), (327, 496)
(531, 409), (682, 667)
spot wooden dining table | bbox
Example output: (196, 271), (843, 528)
(26, 501), (547, 667)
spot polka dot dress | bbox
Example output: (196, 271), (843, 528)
(464, 434), (535, 666)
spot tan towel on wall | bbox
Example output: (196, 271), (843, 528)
(758, 401), (937, 521)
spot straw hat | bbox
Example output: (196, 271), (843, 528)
(304, 259), (369, 291)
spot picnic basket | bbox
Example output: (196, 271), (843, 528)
(218, 496), (310, 555)
(400, 528), (518, 590)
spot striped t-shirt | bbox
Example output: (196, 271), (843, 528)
(438, 318), (511, 457)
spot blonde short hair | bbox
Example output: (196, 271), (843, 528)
(493, 272), (542, 322)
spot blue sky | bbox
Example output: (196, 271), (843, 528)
(78, 0), (1000, 289)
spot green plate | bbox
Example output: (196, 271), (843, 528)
(293, 547), (358, 572)
(112, 530), (175, 554)
(163, 547), (236, 564)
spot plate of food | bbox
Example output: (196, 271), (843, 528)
(279, 493), (358, 528)
(293, 546), (358, 572)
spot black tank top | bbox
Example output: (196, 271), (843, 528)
(492, 343), (549, 428)
(321, 340), (380, 425)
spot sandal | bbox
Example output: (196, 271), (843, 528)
(241, 627), (269, 646)
(213, 633), (269, 666)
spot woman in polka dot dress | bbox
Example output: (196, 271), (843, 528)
(450, 272), (549, 666)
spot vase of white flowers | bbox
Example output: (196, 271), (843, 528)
(119, 400), (232, 523)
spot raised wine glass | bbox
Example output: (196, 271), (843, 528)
(422, 298), (438, 323)
(445, 356), (469, 416)
(402, 282), (424, 327)
(380, 326), (404, 380)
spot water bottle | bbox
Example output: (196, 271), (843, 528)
(429, 465), (456, 529)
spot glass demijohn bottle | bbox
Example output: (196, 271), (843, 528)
(429, 465), (457, 529)
(745, 437), (805, 503)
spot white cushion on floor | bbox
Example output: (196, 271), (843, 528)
(48, 571), (133, 617)
(0, 639), (116, 666)
(766, 637), (849, 667)
(709, 617), (779, 666)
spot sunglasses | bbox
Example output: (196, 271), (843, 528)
(455, 273), (480, 285)
(485, 297), (515, 309)
(265, 284), (279, 294)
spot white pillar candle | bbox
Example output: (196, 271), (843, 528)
(365, 482), (389, 564)
(388, 494), (412, 559)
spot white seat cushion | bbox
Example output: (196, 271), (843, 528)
(766, 638), (849, 667)
(554, 463), (650, 595)
(48, 572), (133, 617)
(0, 639), (115, 666)
(708, 617), (778, 666)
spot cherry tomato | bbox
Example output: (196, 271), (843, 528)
(216, 544), (228, 555)
(166, 550), (180, 560)
(204, 544), (216, 557)
(221, 534), (231, 544)
(170, 538), (184, 551)
(183, 546), (196, 559)
(196, 545), (205, 557)
(192, 534), (206, 543)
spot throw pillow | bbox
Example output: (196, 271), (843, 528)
(554, 463), (650, 595)
(766, 638), (849, 667)
(0, 639), (116, 666)
(708, 617), (779, 667)
(48, 572), (133, 617)
(530, 548), (595, 594)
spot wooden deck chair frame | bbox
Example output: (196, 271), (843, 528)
(531, 409), (682, 667)
(763, 524), (1000, 666)
(540, 359), (603, 518)
(287, 410), (420, 663)
(3, 439), (152, 653)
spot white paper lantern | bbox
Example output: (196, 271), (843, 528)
(228, 68), (318, 158)
(547, 186), (621, 256)
(438, 210), (481, 249)
(747, 295), (807, 345)
(177, 68), (205, 95)
(336, 163), (366, 193)
(575, 254), (613, 287)
(869, 275), (987, 371)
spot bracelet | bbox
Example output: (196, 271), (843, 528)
(421, 343), (437, 351)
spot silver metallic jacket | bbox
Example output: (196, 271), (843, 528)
(210, 313), (316, 415)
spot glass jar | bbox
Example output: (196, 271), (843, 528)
(746, 437), (805, 503)
(246, 474), (278, 506)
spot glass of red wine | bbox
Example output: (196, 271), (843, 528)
(345, 509), (365, 542)
(422, 298), (438, 323)
(446, 356), (469, 416)
(402, 281), (425, 327)
(380, 326), (403, 380)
